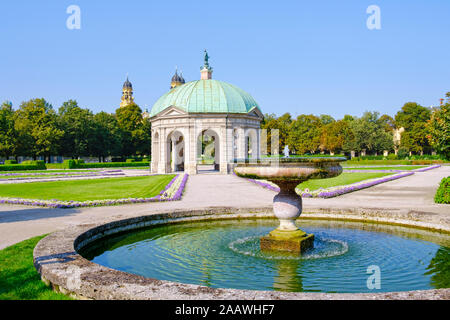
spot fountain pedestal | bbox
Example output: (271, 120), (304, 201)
(234, 157), (345, 254)
(260, 180), (314, 253)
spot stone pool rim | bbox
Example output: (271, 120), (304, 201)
(33, 207), (450, 300)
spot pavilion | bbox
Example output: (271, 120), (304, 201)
(149, 51), (263, 174)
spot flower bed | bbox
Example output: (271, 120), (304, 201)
(413, 165), (441, 172)
(247, 172), (415, 198)
(0, 173), (189, 208)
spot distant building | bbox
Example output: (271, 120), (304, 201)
(149, 51), (263, 175)
(120, 76), (134, 108)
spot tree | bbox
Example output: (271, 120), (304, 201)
(349, 111), (393, 154)
(395, 102), (432, 154)
(320, 120), (352, 154)
(0, 101), (17, 159)
(116, 103), (150, 157)
(379, 114), (395, 132)
(287, 114), (322, 154)
(260, 113), (279, 154)
(58, 100), (96, 159)
(276, 113), (292, 153)
(91, 112), (122, 161)
(319, 114), (335, 125)
(426, 93), (450, 159)
(14, 98), (63, 161)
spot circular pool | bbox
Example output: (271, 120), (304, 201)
(78, 218), (450, 293)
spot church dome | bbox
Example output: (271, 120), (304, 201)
(150, 79), (260, 117)
(123, 77), (132, 89)
(171, 72), (184, 83)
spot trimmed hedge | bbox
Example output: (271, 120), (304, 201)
(346, 159), (445, 166)
(77, 161), (150, 169)
(352, 154), (448, 161)
(0, 160), (46, 171)
(435, 177), (450, 204)
(62, 159), (149, 169)
(4, 160), (17, 165)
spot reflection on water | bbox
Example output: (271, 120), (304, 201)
(426, 246), (450, 288)
(79, 219), (450, 293)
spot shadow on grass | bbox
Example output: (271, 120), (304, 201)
(0, 207), (80, 224)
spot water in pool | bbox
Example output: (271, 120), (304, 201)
(79, 219), (450, 293)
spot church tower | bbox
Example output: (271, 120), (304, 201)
(120, 76), (135, 107)
(170, 68), (185, 89)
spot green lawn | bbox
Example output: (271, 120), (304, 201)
(0, 235), (71, 300)
(343, 166), (426, 171)
(0, 175), (175, 201)
(296, 172), (392, 191)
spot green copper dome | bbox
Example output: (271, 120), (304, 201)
(150, 80), (261, 117)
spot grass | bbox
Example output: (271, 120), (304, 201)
(0, 175), (175, 201)
(0, 235), (71, 300)
(343, 166), (426, 171)
(296, 172), (392, 191)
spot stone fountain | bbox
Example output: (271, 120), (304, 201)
(234, 154), (345, 254)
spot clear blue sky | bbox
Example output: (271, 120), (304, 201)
(1, 0), (449, 119)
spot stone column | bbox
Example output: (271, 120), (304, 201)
(185, 125), (197, 175)
(159, 128), (167, 174)
(219, 127), (228, 174)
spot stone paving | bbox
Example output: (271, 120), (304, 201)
(0, 166), (449, 250)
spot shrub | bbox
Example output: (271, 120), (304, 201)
(4, 160), (17, 165)
(397, 148), (409, 159)
(61, 160), (150, 169)
(77, 161), (150, 169)
(62, 159), (86, 169)
(386, 154), (398, 160)
(0, 160), (46, 171)
(126, 159), (135, 163)
(435, 177), (450, 204)
(45, 163), (66, 169)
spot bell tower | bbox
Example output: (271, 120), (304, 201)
(120, 76), (134, 107)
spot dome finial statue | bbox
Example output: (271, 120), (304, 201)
(200, 50), (213, 80)
(204, 49), (210, 69)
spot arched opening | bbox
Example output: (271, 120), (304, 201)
(197, 129), (220, 173)
(166, 130), (185, 173)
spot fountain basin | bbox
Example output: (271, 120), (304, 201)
(33, 208), (450, 300)
(234, 157), (346, 253)
(233, 157), (345, 182)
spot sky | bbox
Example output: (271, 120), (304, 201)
(1, 0), (449, 119)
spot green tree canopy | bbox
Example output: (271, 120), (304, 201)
(287, 114), (322, 154)
(58, 100), (96, 158)
(426, 93), (450, 159)
(14, 98), (63, 160)
(0, 101), (17, 159)
(395, 102), (432, 154)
